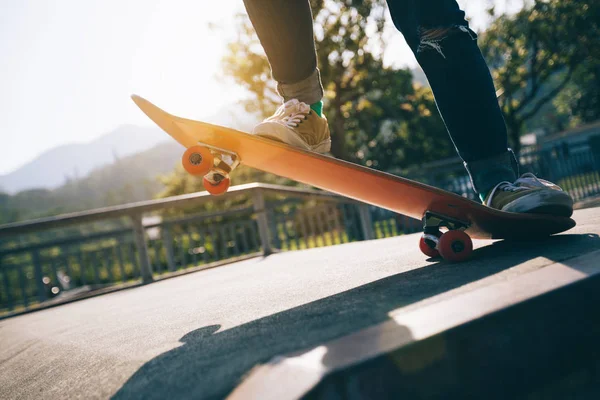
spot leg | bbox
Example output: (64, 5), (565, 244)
(386, 0), (517, 196)
(243, 1), (330, 153)
(242, 0), (323, 104)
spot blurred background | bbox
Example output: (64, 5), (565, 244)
(1, 0), (599, 313)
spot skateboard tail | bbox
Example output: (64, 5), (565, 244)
(131, 95), (197, 148)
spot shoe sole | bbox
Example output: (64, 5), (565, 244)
(502, 189), (574, 217)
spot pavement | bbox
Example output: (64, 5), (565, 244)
(1, 207), (599, 400)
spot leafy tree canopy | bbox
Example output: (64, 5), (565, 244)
(480, 0), (600, 152)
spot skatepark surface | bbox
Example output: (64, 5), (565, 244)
(1, 207), (599, 399)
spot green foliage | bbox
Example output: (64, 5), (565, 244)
(480, 0), (600, 152)
(553, 60), (600, 127)
(0, 192), (21, 224)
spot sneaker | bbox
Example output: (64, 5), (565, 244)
(251, 99), (331, 153)
(484, 173), (573, 217)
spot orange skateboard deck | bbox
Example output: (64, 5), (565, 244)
(132, 95), (575, 261)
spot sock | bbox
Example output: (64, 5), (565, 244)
(310, 100), (323, 117)
(479, 191), (488, 202)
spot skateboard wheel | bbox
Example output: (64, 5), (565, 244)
(438, 230), (473, 262)
(203, 175), (230, 195)
(419, 231), (441, 258)
(182, 146), (214, 176)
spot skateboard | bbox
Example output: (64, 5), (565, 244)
(131, 95), (576, 262)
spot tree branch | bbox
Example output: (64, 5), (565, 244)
(519, 67), (574, 122)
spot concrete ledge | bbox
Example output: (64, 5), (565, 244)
(575, 195), (600, 210)
(228, 250), (600, 399)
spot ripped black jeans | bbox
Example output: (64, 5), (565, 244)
(243, 0), (518, 196)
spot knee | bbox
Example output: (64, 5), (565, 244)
(389, 18), (477, 58)
(417, 25), (477, 58)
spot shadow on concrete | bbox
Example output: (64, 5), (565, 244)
(112, 233), (600, 400)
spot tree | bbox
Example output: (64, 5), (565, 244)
(554, 58), (600, 127)
(0, 193), (19, 225)
(221, 0), (451, 167)
(480, 0), (600, 152)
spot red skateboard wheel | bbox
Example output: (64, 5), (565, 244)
(419, 231), (442, 258)
(182, 146), (213, 176)
(437, 230), (473, 262)
(203, 175), (230, 195)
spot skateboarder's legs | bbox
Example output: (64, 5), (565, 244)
(242, 1), (323, 106)
(243, 0), (573, 215)
(386, 0), (517, 195)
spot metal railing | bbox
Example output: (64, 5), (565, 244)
(401, 142), (600, 202)
(0, 184), (413, 315)
(520, 144), (600, 202)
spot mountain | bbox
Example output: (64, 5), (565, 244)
(3, 141), (183, 222)
(0, 125), (166, 194)
(0, 103), (261, 194)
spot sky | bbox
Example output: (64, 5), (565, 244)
(0, 0), (522, 175)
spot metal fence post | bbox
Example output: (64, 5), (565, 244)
(31, 249), (47, 303)
(162, 225), (176, 272)
(130, 213), (154, 284)
(358, 204), (374, 241)
(252, 189), (273, 255)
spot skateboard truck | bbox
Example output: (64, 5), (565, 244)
(420, 211), (473, 262)
(182, 144), (240, 195)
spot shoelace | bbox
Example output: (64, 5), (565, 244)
(513, 172), (546, 187)
(268, 99), (310, 128)
(485, 173), (542, 207)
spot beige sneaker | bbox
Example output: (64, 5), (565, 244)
(484, 173), (573, 217)
(252, 99), (331, 153)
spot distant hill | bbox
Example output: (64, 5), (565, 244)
(3, 141), (183, 222)
(0, 102), (261, 194)
(0, 125), (166, 194)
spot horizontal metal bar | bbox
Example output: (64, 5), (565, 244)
(0, 184), (342, 238)
(146, 206), (255, 229)
(1, 208), (258, 259)
(0, 228), (132, 258)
